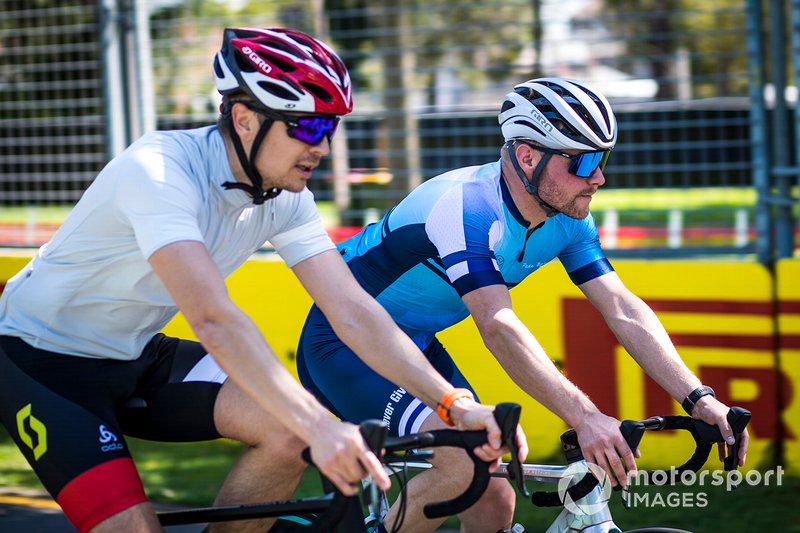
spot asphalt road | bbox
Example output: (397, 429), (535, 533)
(0, 488), (460, 532)
(0, 489), (205, 532)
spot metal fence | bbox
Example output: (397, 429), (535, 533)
(0, 0), (798, 260)
(0, 0), (105, 203)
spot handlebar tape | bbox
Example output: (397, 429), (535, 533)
(530, 407), (752, 508)
(423, 402), (523, 518)
(531, 472), (598, 507)
(419, 430), (490, 518)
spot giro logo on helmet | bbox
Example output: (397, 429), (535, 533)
(241, 46), (272, 74)
(528, 107), (555, 133)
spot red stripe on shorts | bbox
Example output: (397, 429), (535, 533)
(56, 457), (148, 533)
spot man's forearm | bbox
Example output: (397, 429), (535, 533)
(607, 299), (701, 401)
(481, 310), (599, 427)
(193, 308), (335, 444)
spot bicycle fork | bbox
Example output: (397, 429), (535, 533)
(544, 482), (621, 533)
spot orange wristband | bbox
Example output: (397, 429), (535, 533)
(436, 388), (474, 426)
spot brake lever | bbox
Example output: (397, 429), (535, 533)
(618, 420), (645, 509)
(359, 420), (389, 517)
(723, 407), (751, 472)
(494, 402), (529, 497)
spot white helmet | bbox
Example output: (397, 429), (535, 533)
(498, 77), (617, 151)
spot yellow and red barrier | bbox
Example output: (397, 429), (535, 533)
(1, 252), (796, 472)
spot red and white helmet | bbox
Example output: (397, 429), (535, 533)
(213, 27), (353, 115)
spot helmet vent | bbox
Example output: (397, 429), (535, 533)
(278, 73), (303, 93)
(257, 81), (300, 101)
(514, 120), (545, 137)
(301, 82), (333, 103)
(260, 40), (302, 60)
(213, 56), (225, 78)
(500, 100), (515, 113)
(290, 34), (317, 49)
(259, 52), (297, 72)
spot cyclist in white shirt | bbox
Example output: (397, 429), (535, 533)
(0, 27), (525, 533)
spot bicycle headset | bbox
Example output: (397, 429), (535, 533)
(498, 77), (618, 217)
(212, 27), (353, 204)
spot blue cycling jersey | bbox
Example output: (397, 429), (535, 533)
(297, 158), (614, 435)
(338, 159), (613, 349)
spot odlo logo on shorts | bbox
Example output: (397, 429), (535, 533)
(99, 425), (124, 452)
(16, 403), (47, 461)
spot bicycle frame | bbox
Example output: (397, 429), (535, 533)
(496, 462), (620, 533)
(379, 406), (751, 533)
(382, 460), (621, 533)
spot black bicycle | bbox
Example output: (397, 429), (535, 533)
(156, 402), (524, 532)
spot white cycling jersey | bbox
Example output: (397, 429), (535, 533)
(0, 126), (334, 360)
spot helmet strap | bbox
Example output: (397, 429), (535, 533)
(506, 141), (559, 218)
(221, 111), (282, 204)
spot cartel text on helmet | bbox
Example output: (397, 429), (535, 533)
(242, 46), (272, 74)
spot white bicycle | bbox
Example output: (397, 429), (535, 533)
(372, 404), (751, 533)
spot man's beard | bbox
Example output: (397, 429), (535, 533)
(537, 179), (592, 220)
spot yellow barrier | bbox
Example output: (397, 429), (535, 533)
(1, 252), (796, 473)
(777, 259), (800, 473)
(161, 255), (312, 373)
(439, 260), (785, 471)
(0, 253), (33, 287)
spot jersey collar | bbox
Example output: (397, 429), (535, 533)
(499, 170), (530, 228)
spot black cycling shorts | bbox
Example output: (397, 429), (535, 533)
(0, 334), (226, 533)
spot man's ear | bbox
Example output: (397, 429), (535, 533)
(230, 102), (257, 138)
(516, 143), (536, 169)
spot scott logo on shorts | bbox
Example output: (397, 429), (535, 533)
(99, 425), (124, 452)
(16, 403), (47, 461)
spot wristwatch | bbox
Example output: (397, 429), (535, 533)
(682, 385), (715, 415)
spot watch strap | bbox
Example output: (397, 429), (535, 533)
(682, 385), (715, 415)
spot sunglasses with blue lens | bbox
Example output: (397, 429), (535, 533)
(264, 109), (339, 145)
(242, 103), (339, 145)
(520, 141), (610, 178)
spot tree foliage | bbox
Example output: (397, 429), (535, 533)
(601, 0), (748, 99)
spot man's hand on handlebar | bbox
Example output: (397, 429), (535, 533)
(574, 411), (638, 488)
(308, 418), (391, 496)
(691, 395), (749, 467)
(449, 398), (529, 465)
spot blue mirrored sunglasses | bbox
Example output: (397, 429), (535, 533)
(521, 142), (610, 178)
(266, 110), (339, 145)
(247, 105), (339, 145)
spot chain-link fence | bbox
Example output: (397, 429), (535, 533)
(1, 0), (798, 258)
(0, 0), (104, 203)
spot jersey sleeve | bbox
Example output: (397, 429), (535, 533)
(558, 213), (614, 285)
(113, 137), (205, 260)
(268, 188), (336, 267)
(425, 182), (505, 296)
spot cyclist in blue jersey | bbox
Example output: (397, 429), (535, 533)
(0, 28), (524, 533)
(297, 77), (750, 532)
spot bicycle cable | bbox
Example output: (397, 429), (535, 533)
(384, 455), (410, 533)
